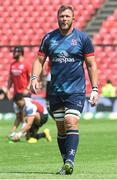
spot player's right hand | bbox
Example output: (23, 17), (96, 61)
(30, 79), (40, 94)
(8, 132), (16, 140)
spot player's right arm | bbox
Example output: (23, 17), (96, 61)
(7, 64), (13, 90)
(31, 33), (50, 94)
(7, 74), (13, 89)
(8, 113), (22, 139)
(12, 113), (22, 132)
(9, 103), (22, 135)
(31, 54), (46, 94)
(6, 75), (13, 99)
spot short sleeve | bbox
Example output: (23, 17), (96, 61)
(25, 101), (37, 116)
(13, 102), (20, 113)
(25, 106), (37, 116)
(83, 35), (94, 57)
(39, 33), (50, 56)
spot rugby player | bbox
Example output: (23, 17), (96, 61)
(7, 46), (31, 98)
(9, 93), (52, 143)
(30, 5), (98, 175)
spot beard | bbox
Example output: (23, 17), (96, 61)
(58, 20), (72, 32)
(13, 54), (20, 60)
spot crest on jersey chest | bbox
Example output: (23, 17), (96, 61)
(71, 39), (78, 46)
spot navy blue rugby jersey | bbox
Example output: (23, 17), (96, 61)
(39, 28), (94, 95)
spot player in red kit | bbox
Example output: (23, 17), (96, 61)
(7, 46), (31, 98)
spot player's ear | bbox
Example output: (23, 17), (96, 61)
(73, 16), (75, 20)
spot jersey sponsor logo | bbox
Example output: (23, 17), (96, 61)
(11, 64), (24, 75)
(53, 50), (75, 63)
(11, 69), (22, 76)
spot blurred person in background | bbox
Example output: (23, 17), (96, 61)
(7, 46), (31, 99)
(0, 88), (7, 100)
(30, 5), (98, 175)
(8, 93), (52, 143)
(101, 79), (116, 97)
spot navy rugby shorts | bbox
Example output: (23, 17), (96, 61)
(49, 93), (86, 113)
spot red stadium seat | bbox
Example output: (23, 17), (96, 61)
(0, 0), (105, 46)
(93, 7), (117, 91)
(93, 0), (104, 9)
(0, 0), (107, 90)
(93, 34), (103, 44)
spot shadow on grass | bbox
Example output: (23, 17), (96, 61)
(0, 171), (55, 175)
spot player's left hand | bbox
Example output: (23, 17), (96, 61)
(89, 87), (99, 107)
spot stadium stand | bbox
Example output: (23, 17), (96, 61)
(92, 8), (117, 95)
(1, 0), (116, 97)
(0, 0), (106, 46)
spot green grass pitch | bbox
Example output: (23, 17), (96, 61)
(0, 118), (117, 179)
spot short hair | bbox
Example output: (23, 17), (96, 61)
(107, 80), (112, 84)
(13, 46), (24, 56)
(0, 89), (5, 94)
(57, 5), (74, 17)
(13, 93), (24, 102)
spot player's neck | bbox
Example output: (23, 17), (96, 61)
(15, 56), (24, 62)
(59, 27), (74, 36)
(19, 56), (24, 62)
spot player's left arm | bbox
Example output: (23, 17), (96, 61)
(85, 55), (99, 106)
(21, 116), (35, 133)
(85, 55), (98, 88)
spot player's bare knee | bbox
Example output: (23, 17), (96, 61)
(56, 121), (65, 135)
(65, 121), (78, 130)
(64, 108), (80, 130)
